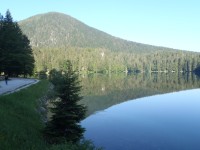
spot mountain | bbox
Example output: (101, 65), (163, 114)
(19, 12), (177, 53)
(18, 12), (200, 73)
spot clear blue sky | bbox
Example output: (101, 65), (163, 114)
(1, 0), (200, 52)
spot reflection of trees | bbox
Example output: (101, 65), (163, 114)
(80, 73), (200, 116)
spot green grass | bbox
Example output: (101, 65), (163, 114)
(0, 80), (49, 150)
(0, 80), (101, 150)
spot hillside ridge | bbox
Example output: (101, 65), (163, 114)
(19, 12), (179, 53)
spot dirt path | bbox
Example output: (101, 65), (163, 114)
(0, 78), (39, 95)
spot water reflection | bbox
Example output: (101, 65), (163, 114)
(80, 73), (200, 116)
(82, 89), (200, 150)
(81, 73), (200, 150)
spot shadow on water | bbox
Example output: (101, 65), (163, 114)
(80, 72), (200, 116)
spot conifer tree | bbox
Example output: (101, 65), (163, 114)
(43, 60), (86, 144)
(0, 10), (34, 76)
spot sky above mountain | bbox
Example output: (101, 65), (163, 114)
(1, 0), (200, 52)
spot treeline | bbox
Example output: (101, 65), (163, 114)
(18, 12), (200, 74)
(0, 10), (34, 76)
(1, 10), (200, 76)
(33, 47), (200, 74)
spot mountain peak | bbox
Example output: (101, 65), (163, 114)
(19, 12), (176, 53)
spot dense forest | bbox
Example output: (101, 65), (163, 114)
(18, 12), (200, 74)
(0, 10), (34, 76)
(32, 47), (200, 74)
(1, 11), (200, 75)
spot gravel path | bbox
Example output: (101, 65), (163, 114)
(0, 78), (39, 95)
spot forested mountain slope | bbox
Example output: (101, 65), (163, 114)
(19, 12), (177, 53)
(18, 12), (200, 73)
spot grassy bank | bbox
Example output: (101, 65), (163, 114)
(0, 80), (100, 150)
(0, 80), (49, 150)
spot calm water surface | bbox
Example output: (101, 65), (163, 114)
(80, 73), (200, 150)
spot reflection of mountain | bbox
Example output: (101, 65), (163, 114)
(80, 73), (200, 116)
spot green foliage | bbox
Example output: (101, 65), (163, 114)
(31, 47), (200, 74)
(0, 10), (34, 76)
(43, 61), (87, 144)
(18, 12), (200, 74)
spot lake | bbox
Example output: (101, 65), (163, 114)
(80, 73), (200, 150)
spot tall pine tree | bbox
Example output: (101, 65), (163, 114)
(43, 60), (86, 144)
(0, 10), (34, 76)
